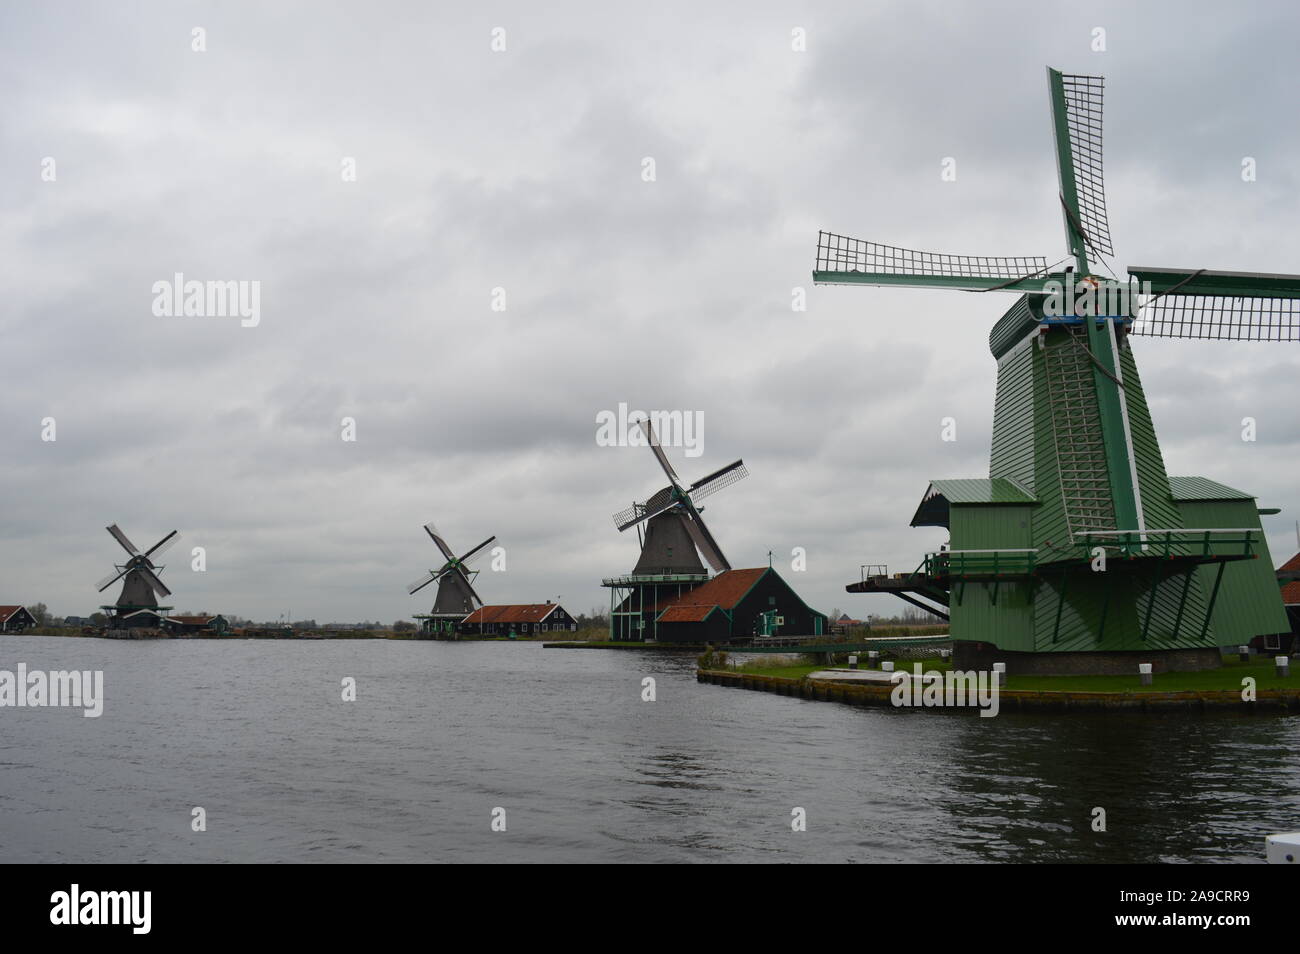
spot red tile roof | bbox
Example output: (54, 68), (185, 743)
(0, 605), (30, 622)
(651, 568), (769, 622)
(1280, 552), (1300, 574)
(1282, 581), (1300, 606)
(462, 604), (562, 625)
(657, 603), (721, 623)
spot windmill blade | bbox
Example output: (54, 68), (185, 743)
(1047, 69), (1113, 267)
(407, 567), (449, 595)
(456, 535), (497, 568)
(688, 460), (748, 505)
(814, 233), (1056, 292)
(96, 566), (130, 592)
(423, 522), (457, 561)
(106, 524), (140, 556)
(135, 563), (172, 599)
(681, 512), (731, 574)
(1129, 267), (1300, 342)
(145, 529), (180, 559)
(638, 418), (681, 485)
(613, 502), (644, 532)
(614, 487), (678, 532)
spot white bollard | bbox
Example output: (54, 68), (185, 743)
(868, 651), (880, 669)
(882, 660), (895, 673)
(992, 662), (1006, 687)
(1276, 656), (1290, 678)
(1139, 662), (1153, 686)
(1238, 645), (1250, 662)
(848, 655), (858, 670)
(1265, 832), (1300, 864)
(939, 649), (952, 661)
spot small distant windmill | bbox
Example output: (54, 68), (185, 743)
(818, 67), (1299, 668)
(407, 523), (496, 637)
(96, 524), (179, 628)
(604, 419), (747, 639)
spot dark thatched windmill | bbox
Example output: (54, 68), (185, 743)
(407, 522), (496, 637)
(96, 524), (179, 628)
(604, 418), (747, 639)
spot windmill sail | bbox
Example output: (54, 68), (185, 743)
(1129, 266), (1300, 341)
(1050, 70), (1113, 260)
(814, 233), (1052, 291)
(688, 460), (748, 505)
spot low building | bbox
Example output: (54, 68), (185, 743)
(1260, 552), (1300, 655)
(164, 614), (230, 636)
(647, 567), (827, 644)
(459, 602), (577, 637)
(0, 605), (37, 633)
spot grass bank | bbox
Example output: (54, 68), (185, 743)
(729, 654), (1296, 693)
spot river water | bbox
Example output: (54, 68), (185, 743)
(1, 636), (1297, 863)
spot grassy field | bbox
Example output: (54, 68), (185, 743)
(727, 655), (1298, 693)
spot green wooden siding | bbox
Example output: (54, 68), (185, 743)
(950, 505), (1033, 551)
(948, 504), (1035, 647)
(1176, 499), (1288, 644)
(952, 578), (1035, 651)
(1118, 345), (1185, 535)
(1028, 332), (1072, 557)
(989, 337), (1037, 493)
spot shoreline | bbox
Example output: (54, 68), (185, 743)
(698, 668), (1300, 713)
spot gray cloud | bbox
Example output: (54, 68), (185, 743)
(2, 0), (1298, 623)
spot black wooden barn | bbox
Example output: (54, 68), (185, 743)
(0, 605), (37, 632)
(642, 567), (827, 643)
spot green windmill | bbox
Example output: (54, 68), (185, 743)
(820, 67), (1300, 673)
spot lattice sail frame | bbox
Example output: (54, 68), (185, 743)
(1058, 72), (1113, 258)
(815, 233), (1048, 280)
(1133, 294), (1300, 341)
(689, 461), (748, 504)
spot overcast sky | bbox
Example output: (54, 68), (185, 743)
(2, 1), (1298, 624)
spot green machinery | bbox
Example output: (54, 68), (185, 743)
(757, 609), (785, 637)
(819, 68), (1299, 666)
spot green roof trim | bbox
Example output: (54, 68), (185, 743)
(1167, 475), (1254, 502)
(912, 478), (1038, 528)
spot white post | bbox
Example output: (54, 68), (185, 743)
(1139, 662), (1153, 686)
(882, 660), (895, 673)
(848, 654), (858, 670)
(868, 650), (879, 669)
(1276, 656), (1290, 678)
(1238, 644), (1250, 662)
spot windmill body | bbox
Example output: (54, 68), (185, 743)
(603, 419), (747, 640)
(407, 523), (496, 638)
(96, 524), (179, 629)
(631, 508), (708, 576)
(821, 68), (1297, 673)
